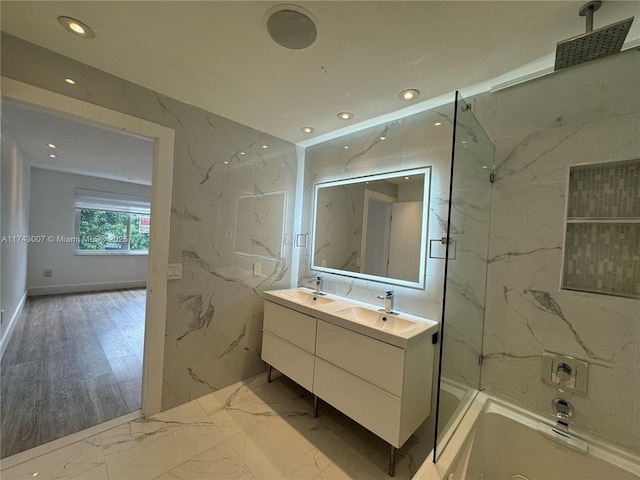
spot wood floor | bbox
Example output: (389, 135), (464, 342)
(0, 289), (145, 459)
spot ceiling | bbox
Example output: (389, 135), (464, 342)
(2, 100), (154, 184)
(1, 1), (638, 182)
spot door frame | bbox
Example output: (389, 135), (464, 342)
(360, 189), (396, 275)
(1, 77), (174, 416)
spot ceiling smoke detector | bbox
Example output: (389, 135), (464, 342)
(266, 5), (317, 50)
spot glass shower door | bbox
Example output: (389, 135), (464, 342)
(434, 92), (494, 460)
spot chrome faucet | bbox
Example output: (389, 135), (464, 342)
(307, 275), (324, 295)
(377, 290), (394, 314)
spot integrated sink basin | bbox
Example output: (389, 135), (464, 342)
(273, 288), (336, 307)
(263, 288), (438, 348)
(333, 306), (420, 333)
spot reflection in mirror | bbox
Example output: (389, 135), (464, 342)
(311, 168), (430, 288)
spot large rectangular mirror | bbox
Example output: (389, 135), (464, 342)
(311, 167), (431, 289)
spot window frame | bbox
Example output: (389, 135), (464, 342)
(74, 207), (150, 256)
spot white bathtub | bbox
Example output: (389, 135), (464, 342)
(416, 392), (640, 480)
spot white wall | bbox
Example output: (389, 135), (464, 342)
(27, 168), (151, 295)
(1, 118), (30, 355)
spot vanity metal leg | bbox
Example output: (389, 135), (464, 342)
(267, 364), (272, 383)
(313, 395), (319, 418)
(388, 445), (397, 477)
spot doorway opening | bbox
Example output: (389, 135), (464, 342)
(0, 78), (174, 459)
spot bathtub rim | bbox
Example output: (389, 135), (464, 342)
(415, 391), (640, 479)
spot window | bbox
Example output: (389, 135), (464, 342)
(562, 159), (639, 298)
(74, 189), (151, 255)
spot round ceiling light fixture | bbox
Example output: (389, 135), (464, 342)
(337, 112), (354, 120)
(399, 89), (420, 101)
(58, 16), (95, 39)
(301, 126), (315, 133)
(266, 5), (317, 50)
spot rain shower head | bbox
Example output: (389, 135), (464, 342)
(554, 1), (634, 71)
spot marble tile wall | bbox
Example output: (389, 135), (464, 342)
(474, 48), (640, 449)
(300, 107), (455, 322)
(1, 34), (298, 410)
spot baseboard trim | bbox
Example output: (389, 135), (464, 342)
(28, 280), (147, 297)
(0, 291), (28, 361)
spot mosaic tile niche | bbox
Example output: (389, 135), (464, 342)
(563, 158), (640, 297)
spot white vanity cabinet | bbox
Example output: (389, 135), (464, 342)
(261, 301), (316, 391)
(314, 319), (433, 448)
(261, 298), (434, 450)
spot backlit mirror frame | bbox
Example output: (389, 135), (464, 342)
(311, 167), (431, 289)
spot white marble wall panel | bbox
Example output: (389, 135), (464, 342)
(235, 192), (286, 259)
(1, 34), (298, 411)
(477, 48), (640, 449)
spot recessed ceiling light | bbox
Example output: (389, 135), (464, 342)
(379, 136), (386, 140)
(48, 154), (57, 158)
(224, 161), (229, 164)
(482, 165), (488, 169)
(58, 16), (95, 39)
(462, 140), (467, 144)
(399, 89), (420, 101)
(64, 78), (76, 85)
(337, 112), (354, 120)
(261, 145), (268, 149)
(301, 126), (315, 134)
(240, 152), (245, 155)
(404, 176), (411, 180)
(434, 122), (442, 126)
(47, 143), (57, 148)
(344, 146), (349, 149)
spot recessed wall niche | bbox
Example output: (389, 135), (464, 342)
(562, 158), (639, 298)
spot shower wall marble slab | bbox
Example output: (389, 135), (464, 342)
(476, 48), (640, 449)
(1, 34), (298, 410)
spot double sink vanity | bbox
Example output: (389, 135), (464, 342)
(261, 287), (439, 476)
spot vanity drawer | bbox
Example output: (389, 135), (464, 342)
(264, 301), (317, 353)
(262, 331), (315, 391)
(314, 358), (402, 447)
(315, 320), (404, 396)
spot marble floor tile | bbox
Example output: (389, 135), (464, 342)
(154, 441), (248, 480)
(249, 438), (334, 480)
(0, 434), (106, 480)
(315, 446), (410, 480)
(227, 414), (301, 468)
(1, 374), (427, 480)
(101, 399), (225, 480)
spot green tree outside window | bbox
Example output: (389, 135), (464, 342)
(78, 209), (149, 252)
